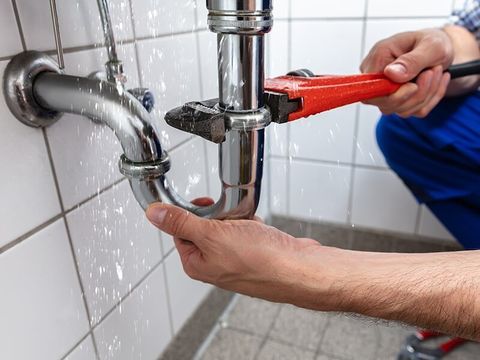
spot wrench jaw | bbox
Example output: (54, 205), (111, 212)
(164, 99), (226, 144)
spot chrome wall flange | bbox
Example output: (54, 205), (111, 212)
(3, 51), (64, 128)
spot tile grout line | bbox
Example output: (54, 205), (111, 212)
(61, 257), (169, 359)
(270, 154), (390, 171)
(60, 331), (93, 360)
(347, 0), (370, 225)
(253, 305), (283, 359)
(192, 294), (242, 360)
(285, 0), (293, 217)
(161, 256), (176, 338)
(1, 131), (195, 256)
(10, 0), (26, 51)
(42, 127), (101, 359)
(0, 214), (64, 255)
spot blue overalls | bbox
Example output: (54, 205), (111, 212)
(377, 91), (480, 250)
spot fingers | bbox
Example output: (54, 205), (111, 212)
(364, 65), (448, 118)
(411, 72), (450, 118)
(146, 203), (212, 242)
(384, 33), (452, 83)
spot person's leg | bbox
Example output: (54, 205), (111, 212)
(375, 93), (480, 249)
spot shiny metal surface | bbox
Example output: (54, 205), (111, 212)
(217, 34), (265, 111)
(33, 72), (163, 163)
(25, 63), (263, 218)
(128, 129), (264, 219)
(96, 0), (126, 85)
(48, 0), (64, 69)
(2, 51), (63, 128)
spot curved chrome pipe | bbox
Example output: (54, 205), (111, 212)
(32, 71), (263, 219)
(34, 72), (161, 163)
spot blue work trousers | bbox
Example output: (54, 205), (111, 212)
(377, 92), (480, 250)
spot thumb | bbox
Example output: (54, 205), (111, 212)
(385, 41), (443, 83)
(146, 203), (209, 241)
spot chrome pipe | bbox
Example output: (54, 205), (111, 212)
(217, 34), (265, 111)
(33, 72), (162, 163)
(31, 70), (263, 219)
(96, 0), (125, 84)
(48, 0), (64, 70)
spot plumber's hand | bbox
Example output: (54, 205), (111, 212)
(146, 201), (333, 306)
(361, 28), (453, 118)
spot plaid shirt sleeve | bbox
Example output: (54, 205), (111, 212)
(450, 0), (480, 40)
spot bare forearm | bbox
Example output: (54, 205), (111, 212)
(294, 247), (480, 341)
(444, 25), (480, 95)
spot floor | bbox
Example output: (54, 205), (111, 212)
(193, 217), (480, 360)
(198, 296), (480, 360)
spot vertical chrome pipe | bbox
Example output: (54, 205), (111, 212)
(97, 0), (118, 63)
(96, 0), (125, 84)
(48, 0), (65, 69)
(217, 34), (265, 111)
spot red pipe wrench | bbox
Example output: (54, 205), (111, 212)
(264, 60), (480, 124)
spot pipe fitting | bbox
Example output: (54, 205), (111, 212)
(207, 0), (273, 35)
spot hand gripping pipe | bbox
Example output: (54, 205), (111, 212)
(2, 0), (273, 220)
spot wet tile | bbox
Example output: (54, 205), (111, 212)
(310, 223), (352, 249)
(227, 296), (280, 336)
(270, 305), (330, 351)
(201, 328), (262, 360)
(320, 314), (378, 360)
(257, 340), (316, 360)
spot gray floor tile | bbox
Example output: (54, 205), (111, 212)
(316, 354), (344, 360)
(270, 216), (311, 238)
(392, 238), (446, 253)
(269, 305), (330, 351)
(351, 230), (394, 252)
(201, 328), (263, 360)
(256, 340), (316, 360)
(226, 296), (280, 336)
(445, 341), (480, 360)
(374, 322), (414, 360)
(310, 223), (352, 249)
(320, 314), (379, 360)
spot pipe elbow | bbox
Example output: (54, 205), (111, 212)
(33, 72), (163, 163)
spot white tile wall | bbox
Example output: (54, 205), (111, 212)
(66, 181), (162, 325)
(164, 250), (211, 332)
(131, 0), (196, 38)
(292, 0), (366, 18)
(16, 0), (134, 51)
(0, 0), (463, 358)
(0, 61), (61, 246)
(367, 0), (453, 18)
(289, 161), (351, 223)
(351, 169), (418, 233)
(355, 104), (387, 168)
(0, 1), (22, 57)
(0, 220), (89, 359)
(94, 265), (172, 360)
(47, 45), (139, 209)
(137, 34), (201, 150)
(290, 105), (357, 163)
(65, 336), (97, 360)
(291, 20), (364, 74)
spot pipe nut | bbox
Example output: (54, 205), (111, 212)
(119, 153), (171, 180)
